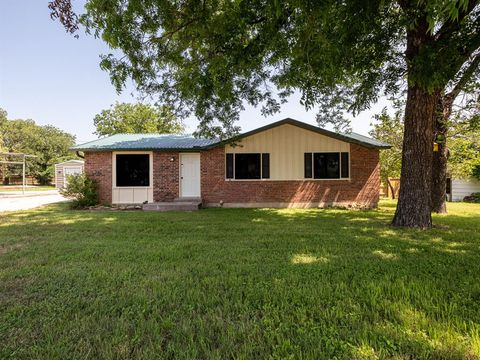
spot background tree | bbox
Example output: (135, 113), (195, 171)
(0, 115), (77, 184)
(52, 0), (480, 227)
(0, 108), (7, 151)
(447, 104), (480, 181)
(93, 102), (184, 136)
(369, 109), (404, 199)
(372, 101), (480, 200)
(431, 56), (480, 213)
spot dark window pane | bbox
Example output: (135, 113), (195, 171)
(262, 153), (270, 179)
(314, 153), (340, 179)
(235, 153), (261, 179)
(116, 154), (150, 187)
(446, 178), (451, 194)
(226, 153), (234, 179)
(341, 152), (349, 178)
(304, 153), (312, 178)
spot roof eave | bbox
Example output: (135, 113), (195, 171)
(70, 147), (208, 152)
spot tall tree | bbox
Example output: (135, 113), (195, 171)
(93, 102), (184, 136)
(0, 117), (76, 184)
(52, 0), (480, 227)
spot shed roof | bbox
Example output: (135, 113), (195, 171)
(55, 160), (84, 166)
(72, 118), (390, 151)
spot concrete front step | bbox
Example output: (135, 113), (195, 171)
(142, 201), (202, 211)
(174, 197), (202, 202)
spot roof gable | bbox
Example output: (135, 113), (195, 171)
(208, 118), (390, 149)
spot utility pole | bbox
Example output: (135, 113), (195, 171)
(22, 154), (26, 195)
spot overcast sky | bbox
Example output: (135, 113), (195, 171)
(0, 0), (390, 144)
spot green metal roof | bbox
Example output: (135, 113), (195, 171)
(339, 131), (391, 149)
(72, 118), (390, 151)
(71, 134), (219, 151)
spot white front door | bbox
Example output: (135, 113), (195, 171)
(180, 153), (201, 197)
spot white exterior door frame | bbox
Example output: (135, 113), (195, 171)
(180, 153), (201, 198)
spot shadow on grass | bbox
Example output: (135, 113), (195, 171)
(0, 202), (479, 358)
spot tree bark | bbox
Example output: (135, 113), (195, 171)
(431, 139), (448, 213)
(392, 86), (436, 228)
(392, 13), (437, 228)
(431, 95), (450, 213)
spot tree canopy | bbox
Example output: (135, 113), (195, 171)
(77, 1), (479, 134)
(93, 102), (184, 136)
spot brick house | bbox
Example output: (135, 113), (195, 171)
(72, 119), (390, 208)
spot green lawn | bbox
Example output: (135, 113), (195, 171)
(1, 201), (479, 359)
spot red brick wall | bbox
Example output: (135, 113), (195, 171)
(84, 152), (112, 204)
(85, 145), (380, 208)
(201, 144), (380, 208)
(152, 152), (179, 201)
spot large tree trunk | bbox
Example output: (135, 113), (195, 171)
(431, 95), (449, 213)
(392, 86), (436, 228)
(392, 15), (437, 228)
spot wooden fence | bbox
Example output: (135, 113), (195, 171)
(381, 178), (401, 199)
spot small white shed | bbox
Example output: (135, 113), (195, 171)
(450, 178), (480, 201)
(54, 160), (84, 188)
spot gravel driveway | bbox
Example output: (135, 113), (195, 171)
(0, 191), (68, 212)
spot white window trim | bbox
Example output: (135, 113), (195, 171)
(112, 151), (153, 189)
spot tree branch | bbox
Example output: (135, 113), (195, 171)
(446, 53), (480, 101)
(435, 0), (479, 42)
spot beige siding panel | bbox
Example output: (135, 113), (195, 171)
(451, 178), (480, 201)
(112, 188), (153, 204)
(225, 124), (350, 180)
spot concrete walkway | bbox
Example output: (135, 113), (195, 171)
(0, 190), (59, 198)
(0, 191), (68, 212)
